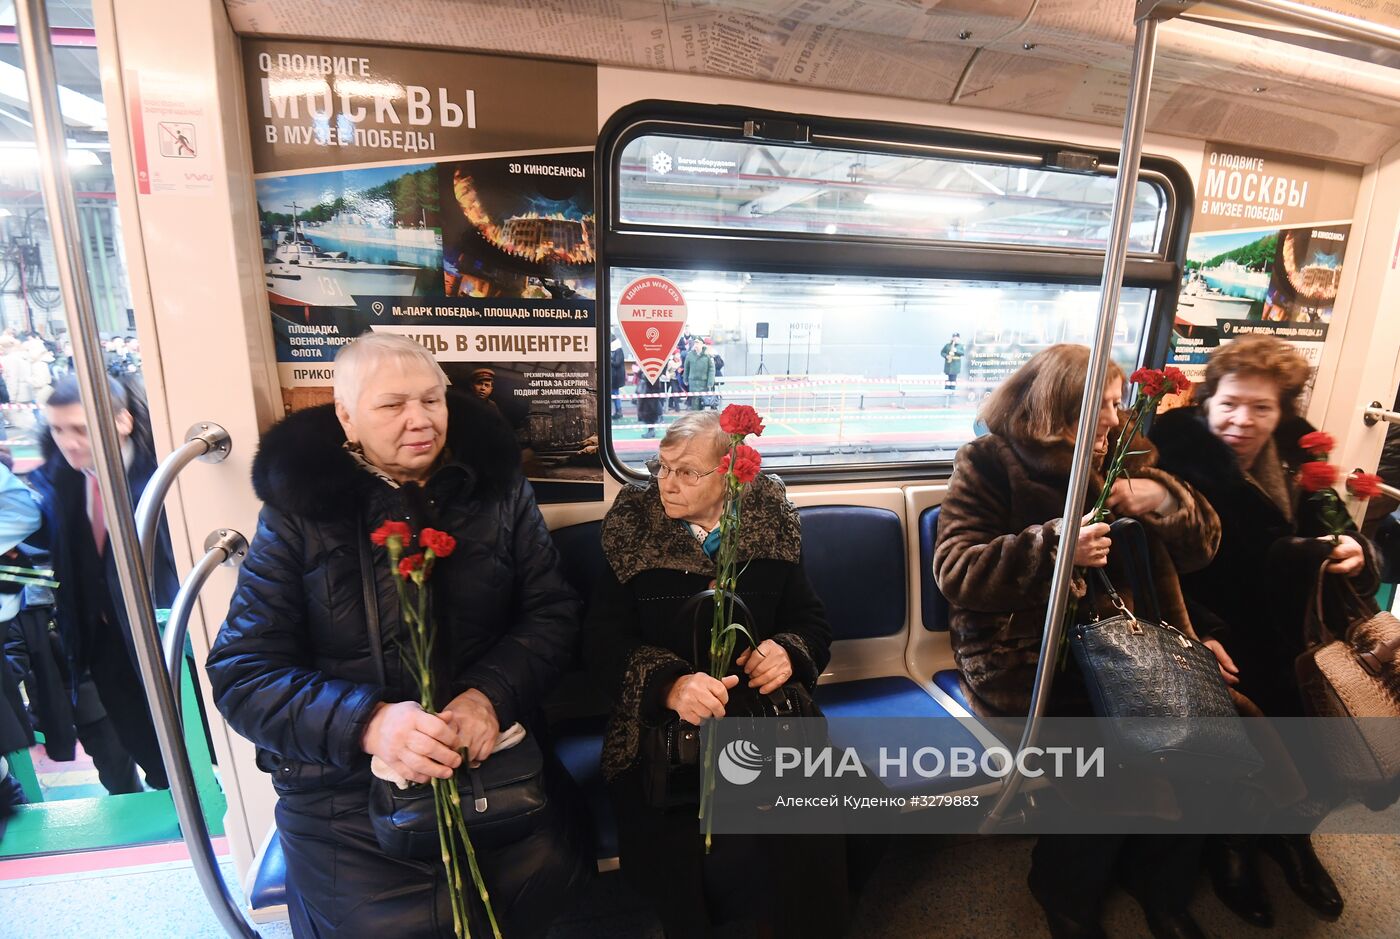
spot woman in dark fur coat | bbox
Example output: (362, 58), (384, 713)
(583, 410), (847, 939)
(934, 344), (1223, 939)
(207, 334), (590, 938)
(1150, 335), (1381, 929)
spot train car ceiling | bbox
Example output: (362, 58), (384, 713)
(224, 0), (1400, 164)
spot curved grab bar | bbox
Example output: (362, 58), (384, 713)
(164, 529), (248, 714)
(136, 422), (232, 578)
(13, 4), (257, 936)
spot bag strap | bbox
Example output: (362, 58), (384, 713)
(676, 588), (756, 672)
(357, 516), (388, 687)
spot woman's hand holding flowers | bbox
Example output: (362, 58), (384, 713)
(1322, 533), (1365, 577)
(362, 700), (462, 783)
(443, 688), (500, 763)
(665, 672), (740, 725)
(1074, 517), (1113, 568)
(1105, 477), (1172, 517)
(736, 639), (792, 694)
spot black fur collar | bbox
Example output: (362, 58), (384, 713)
(1151, 406), (1313, 495)
(252, 392), (519, 522)
(601, 473), (802, 583)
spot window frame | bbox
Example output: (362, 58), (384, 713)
(597, 100), (1195, 487)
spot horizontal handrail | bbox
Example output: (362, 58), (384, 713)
(164, 529), (248, 706)
(1364, 403), (1400, 428)
(135, 422), (232, 579)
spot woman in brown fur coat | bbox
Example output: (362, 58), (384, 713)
(934, 344), (1223, 939)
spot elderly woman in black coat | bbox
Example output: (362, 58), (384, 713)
(1151, 335), (1380, 928)
(207, 333), (589, 938)
(583, 411), (846, 939)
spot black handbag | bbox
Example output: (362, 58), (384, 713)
(639, 589), (823, 809)
(357, 535), (548, 860)
(1070, 519), (1263, 780)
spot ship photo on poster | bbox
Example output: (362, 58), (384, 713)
(256, 163), (442, 321)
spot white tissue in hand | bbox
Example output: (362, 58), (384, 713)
(370, 755), (410, 790)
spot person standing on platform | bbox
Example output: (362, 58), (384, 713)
(609, 336), (627, 420)
(29, 375), (179, 791)
(0, 461), (41, 818)
(941, 332), (965, 391)
(683, 338), (716, 411)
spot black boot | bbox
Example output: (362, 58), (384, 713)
(1142, 908), (1211, 939)
(1205, 835), (1272, 928)
(1260, 833), (1343, 920)
(1028, 877), (1107, 939)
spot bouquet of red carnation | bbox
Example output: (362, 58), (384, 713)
(371, 521), (499, 939)
(699, 405), (767, 850)
(1294, 431), (1383, 544)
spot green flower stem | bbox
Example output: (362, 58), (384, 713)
(380, 533), (499, 938)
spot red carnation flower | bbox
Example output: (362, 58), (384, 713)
(398, 553), (425, 579)
(1298, 461), (1339, 493)
(1347, 472), (1384, 499)
(1130, 367), (1166, 397)
(719, 404), (765, 438)
(419, 528), (457, 558)
(729, 444), (763, 484)
(1162, 366), (1189, 394)
(371, 520), (411, 547)
(1299, 431), (1335, 456)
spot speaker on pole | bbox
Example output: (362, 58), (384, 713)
(755, 322), (769, 339)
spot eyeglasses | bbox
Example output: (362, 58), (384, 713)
(644, 459), (719, 484)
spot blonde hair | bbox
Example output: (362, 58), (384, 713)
(1200, 335), (1309, 417)
(333, 333), (449, 408)
(980, 344), (1125, 446)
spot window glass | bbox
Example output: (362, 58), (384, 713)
(608, 267), (1151, 472)
(618, 134), (1167, 252)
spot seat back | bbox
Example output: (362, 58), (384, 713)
(918, 505), (951, 631)
(797, 504), (906, 640)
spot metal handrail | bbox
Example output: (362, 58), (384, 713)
(164, 530), (248, 714)
(978, 0), (1400, 833)
(13, 4), (255, 936)
(1364, 402), (1400, 427)
(978, 16), (1161, 833)
(136, 423), (232, 579)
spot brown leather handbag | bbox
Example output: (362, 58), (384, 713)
(1294, 567), (1400, 797)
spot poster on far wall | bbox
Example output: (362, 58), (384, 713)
(1166, 143), (1362, 411)
(245, 37), (600, 502)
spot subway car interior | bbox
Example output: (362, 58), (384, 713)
(2, 0), (1400, 936)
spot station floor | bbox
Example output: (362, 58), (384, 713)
(2, 831), (1397, 938)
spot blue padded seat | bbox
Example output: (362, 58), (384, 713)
(797, 506), (905, 639)
(816, 677), (990, 794)
(933, 669), (974, 713)
(918, 506), (951, 631)
(249, 832), (287, 912)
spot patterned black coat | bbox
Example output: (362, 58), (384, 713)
(582, 473), (829, 780)
(933, 426), (1221, 716)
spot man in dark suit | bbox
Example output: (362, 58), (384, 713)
(29, 375), (179, 790)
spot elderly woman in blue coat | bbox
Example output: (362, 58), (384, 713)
(207, 333), (589, 938)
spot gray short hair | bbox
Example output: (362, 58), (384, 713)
(334, 333), (449, 409)
(659, 410), (730, 458)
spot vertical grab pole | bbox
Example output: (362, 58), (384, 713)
(981, 13), (1161, 831)
(12, 4), (257, 936)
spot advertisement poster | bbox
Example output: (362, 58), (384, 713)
(245, 38), (601, 502)
(1168, 143), (1363, 408)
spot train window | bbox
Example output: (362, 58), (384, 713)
(617, 134), (1168, 253)
(600, 104), (1189, 482)
(608, 267), (1150, 473)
